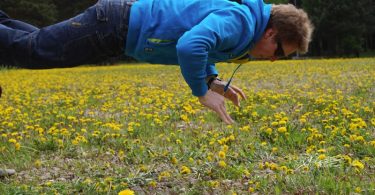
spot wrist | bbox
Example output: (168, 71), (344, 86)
(206, 77), (221, 89)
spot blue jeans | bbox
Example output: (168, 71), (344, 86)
(0, 0), (132, 69)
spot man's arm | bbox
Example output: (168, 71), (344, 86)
(176, 8), (252, 123)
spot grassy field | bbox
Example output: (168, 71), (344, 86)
(0, 58), (374, 194)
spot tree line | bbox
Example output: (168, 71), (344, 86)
(1, 0), (374, 57)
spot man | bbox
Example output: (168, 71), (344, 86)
(0, 0), (313, 124)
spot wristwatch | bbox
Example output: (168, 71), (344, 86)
(206, 76), (221, 89)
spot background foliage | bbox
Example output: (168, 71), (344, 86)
(0, 0), (374, 57)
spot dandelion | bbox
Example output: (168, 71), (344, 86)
(180, 166), (191, 174)
(118, 189), (135, 195)
(317, 149), (326, 153)
(148, 180), (157, 188)
(218, 160), (227, 168)
(318, 154), (326, 160)
(8, 138), (17, 143)
(158, 171), (171, 181)
(83, 178), (93, 184)
(171, 157), (178, 164)
(180, 114), (189, 122)
(271, 121), (278, 127)
(34, 160), (42, 168)
(351, 160), (364, 170)
(265, 127), (272, 135)
(15, 142), (21, 150)
(277, 127), (287, 133)
(209, 180), (220, 188)
(222, 145), (229, 152)
(218, 151), (226, 159)
(279, 120), (287, 126)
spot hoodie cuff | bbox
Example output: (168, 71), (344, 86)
(190, 80), (209, 97)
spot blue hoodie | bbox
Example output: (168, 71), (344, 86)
(125, 0), (271, 96)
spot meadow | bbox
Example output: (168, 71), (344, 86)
(0, 58), (374, 194)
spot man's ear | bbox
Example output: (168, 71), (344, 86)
(264, 28), (276, 39)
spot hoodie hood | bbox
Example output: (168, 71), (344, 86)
(242, 0), (272, 43)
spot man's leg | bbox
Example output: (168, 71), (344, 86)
(0, 0), (129, 69)
(0, 10), (39, 32)
(0, 24), (32, 66)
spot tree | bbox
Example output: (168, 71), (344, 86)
(0, 0), (57, 27)
(51, 0), (96, 21)
(302, 0), (374, 56)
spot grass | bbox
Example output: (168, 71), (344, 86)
(0, 58), (374, 194)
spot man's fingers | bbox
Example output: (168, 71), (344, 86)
(214, 103), (234, 124)
(230, 85), (247, 100)
(220, 104), (234, 124)
(224, 88), (240, 107)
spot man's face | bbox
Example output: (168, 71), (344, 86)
(249, 28), (297, 61)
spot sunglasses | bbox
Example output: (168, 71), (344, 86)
(274, 40), (285, 58)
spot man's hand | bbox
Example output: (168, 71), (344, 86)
(209, 79), (246, 106)
(198, 90), (234, 124)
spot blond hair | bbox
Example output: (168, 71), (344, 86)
(269, 4), (314, 54)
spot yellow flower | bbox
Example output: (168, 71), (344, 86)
(265, 128), (272, 135)
(171, 157), (178, 164)
(209, 180), (220, 188)
(279, 120), (287, 126)
(83, 178), (93, 184)
(158, 171), (171, 181)
(34, 160), (42, 168)
(180, 166), (191, 174)
(271, 121), (278, 127)
(118, 189), (135, 195)
(218, 151), (226, 159)
(351, 160), (364, 170)
(45, 181), (53, 186)
(318, 154), (326, 160)
(8, 138), (17, 144)
(15, 143), (21, 150)
(222, 145), (229, 152)
(218, 160), (227, 168)
(354, 187), (361, 193)
(277, 127), (287, 133)
(148, 180), (157, 188)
